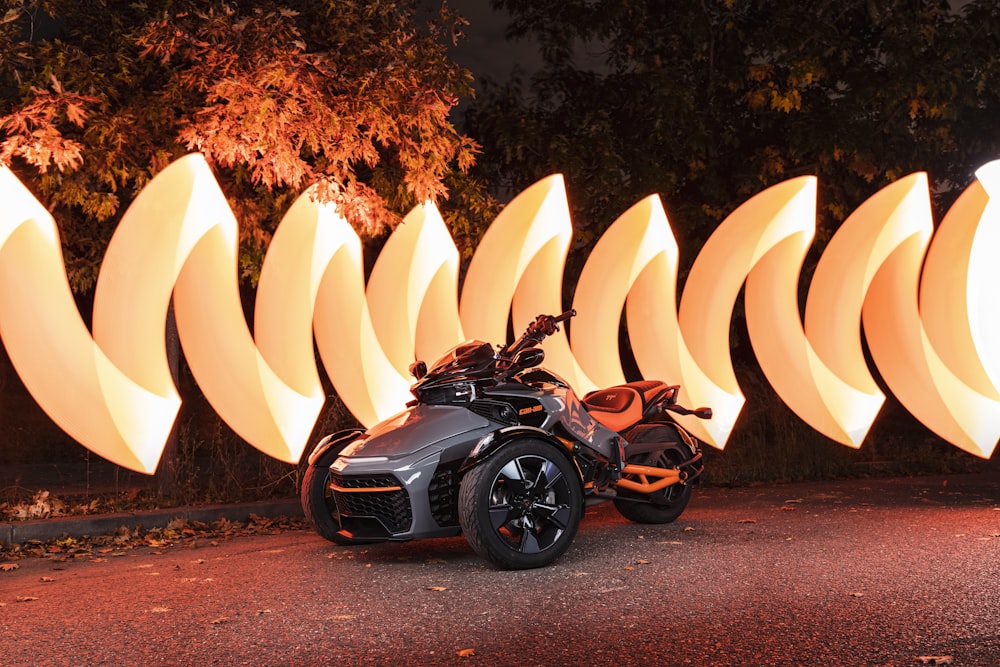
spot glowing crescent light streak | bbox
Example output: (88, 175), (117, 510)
(862, 170), (1000, 458)
(97, 154), (327, 468)
(460, 175), (594, 391)
(0, 166), (179, 473)
(572, 195), (728, 446)
(317, 200), (466, 428)
(749, 174), (895, 448)
(573, 195), (673, 391)
(288, 186), (412, 431)
(0, 154), (997, 473)
(366, 202), (464, 375)
(682, 177), (829, 447)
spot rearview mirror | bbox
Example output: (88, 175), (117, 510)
(513, 348), (545, 370)
(409, 360), (427, 380)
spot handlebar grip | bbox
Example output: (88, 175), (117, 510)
(553, 309), (576, 323)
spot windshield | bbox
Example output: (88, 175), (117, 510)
(427, 340), (496, 377)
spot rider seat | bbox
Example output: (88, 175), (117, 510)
(582, 380), (676, 433)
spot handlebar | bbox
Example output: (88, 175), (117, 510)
(500, 309), (576, 358)
(530, 309), (575, 336)
(553, 309), (576, 325)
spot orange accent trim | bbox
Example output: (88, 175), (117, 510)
(614, 464), (682, 494)
(331, 484), (402, 493)
(588, 406), (641, 433)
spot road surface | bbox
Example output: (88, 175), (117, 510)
(1, 472), (998, 666)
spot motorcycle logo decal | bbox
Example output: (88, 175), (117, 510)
(561, 391), (599, 447)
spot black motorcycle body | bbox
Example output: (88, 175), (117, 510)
(302, 310), (711, 569)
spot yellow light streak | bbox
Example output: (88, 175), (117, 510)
(0, 155), (996, 472)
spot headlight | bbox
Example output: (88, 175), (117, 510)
(418, 382), (476, 405)
(334, 439), (389, 467)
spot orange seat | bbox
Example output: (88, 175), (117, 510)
(583, 381), (675, 433)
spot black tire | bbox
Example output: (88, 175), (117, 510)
(613, 448), (693, 524)
(301, 464), (366, 545)
(459, 439), (583, 570)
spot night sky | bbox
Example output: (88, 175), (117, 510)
(446, 1), (544, 84)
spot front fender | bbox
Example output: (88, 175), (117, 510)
(306, 428), (365, 467)
(461, 426), (575, 474)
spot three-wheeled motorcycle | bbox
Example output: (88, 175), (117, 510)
(301, 310), (711, 569)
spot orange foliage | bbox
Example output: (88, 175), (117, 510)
(136, 3), (478, 236)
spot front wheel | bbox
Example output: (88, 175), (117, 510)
(459, 439), (583, 570)
(613, 449), (693, 524)
(301, 464), (366, 545)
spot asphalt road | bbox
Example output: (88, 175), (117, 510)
(1, 472), (998, 667)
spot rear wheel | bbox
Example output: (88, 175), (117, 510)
(459, 439), (583, 570)
(613, 449), (692, 524)
(301, 464), (367, 545)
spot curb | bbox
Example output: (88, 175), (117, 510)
(1, 498), (303, 546)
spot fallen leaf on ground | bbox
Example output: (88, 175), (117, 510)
(780, 506), (797, 511)
(255, 609), (271, 615)
(635, 559), (650, 565)
(624, 566), (635, 571)
(737, 519), (756, 524)
(211, 617), (229, 624)
(915, 657), (953, 665)
(166, 517), (187, 532)
(0, 563), (19, 572)
(456, 648), (475, 657)
(849, 592), (864, 597)
(683, 526), (695, 532)
(150, 607), (171, 613)
(427, 586), (448, 591)
(40, 576), (54, 582)
(15, 596), (38, 602)
(785, 499), (802, 504)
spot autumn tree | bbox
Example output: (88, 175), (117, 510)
(0, 0), (485, 289)
(461, 0), (1000, 469)
(467, 0), (1000, 253)
(0, 0), (498, 488)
